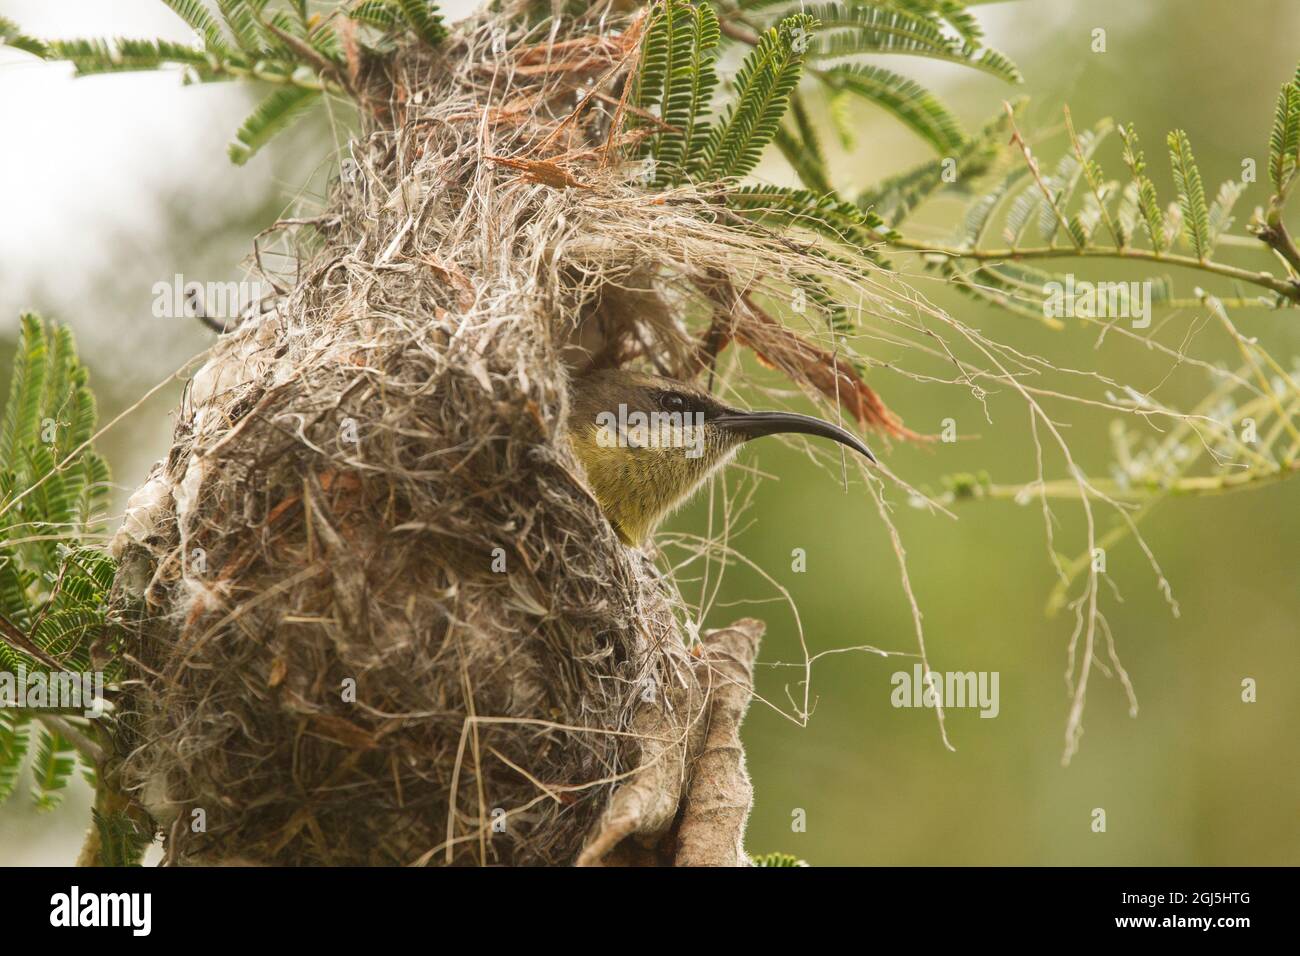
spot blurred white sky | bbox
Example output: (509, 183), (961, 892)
(0, 1), (475, 386)
(3, 0), (1287, 865)
(1, 1), (273, 390)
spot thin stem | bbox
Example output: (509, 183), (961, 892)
(1003, 100), (1082, 251)
(1065, 104), (1121, 247)
(888, 235), (1300, 303)
(1257, 207), (1300, 277)
(956, 463), (1299, 504)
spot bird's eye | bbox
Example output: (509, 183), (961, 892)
(661, 392), (686, 412)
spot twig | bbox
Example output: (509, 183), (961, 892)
(34, 713), (104, 765)
(890, 235), (1300, 303)
(0, 612), (64, 671)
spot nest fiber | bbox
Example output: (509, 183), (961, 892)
(109, 6), (890, 865)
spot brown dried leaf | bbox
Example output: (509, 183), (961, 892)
(486, 155), (592, 190)
(733, 298), (922, 442)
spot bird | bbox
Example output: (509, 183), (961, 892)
(568, 369), (876, 545)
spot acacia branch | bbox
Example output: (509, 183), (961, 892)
(1255, 210), (1300, 277)
(942, 462), (1300, 504)
(0, 612), (64, 671)
(886, 235), (1300, 303)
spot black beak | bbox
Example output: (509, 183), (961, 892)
(712, 410), (876, 464)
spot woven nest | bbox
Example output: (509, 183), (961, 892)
(106, 4), (906, 865)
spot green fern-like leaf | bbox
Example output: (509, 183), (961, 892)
(0, 558), (33, 632)
(4, 2), (347, 162)
(752, 850), (810, 866)
(29, 35), (220, 78)
(658, 3), (722, 183)
(636, 2), (722, 185)
(0, 316), (117, 694)
(32, 609), (102, 671)
(895, 0), (985, 44)
(826, 86), (857, 150)
(699, 14), (816, 181)
(1035, 118), (1112, 245)
(1167, 129), (1211, 260)
(1114, 178), (1140, 248)
(1207, 179), (1245, 249)
(772, 91), (832, 193)
(1268, 74), (1300, 195)
(795, 270), (853, 332)
(30, 729), (75, 812)
(394, 0), (446, 47)
(821, 63), (964, 153)
(228, 84), (322, 165)
(0, 710), (30, 805)
(216, 0), (267, 55)
(350, 0), (403, 30)
(996, 118), (1108, 249)
(0, 315), (46, 470)
(1119, 124), (1166, 254)
(91, 808), (154, 866)
(0, 15), (47, 56)
(728, 184), (899, 258)
(950, 167), (1031, 249)
(803, 3), (1021, 83)
(935, 257), (1066, 326)
(861, 101), (1019, 228)
(161, 0), (231, 52)
(636, 2), (672, 117)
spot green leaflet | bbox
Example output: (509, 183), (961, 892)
(351, 1), (403, 30)
(394, 0), (447, 47)
(752, 850), (809, 866)
(1207, 179), (1245, 250)
(934, 257), (1067, 327)
(1167, 129), (1211, 260)
(996, 120), (1111, 249)
(728, 184), (898, 250)
(0, 15), (47, 56)
(228, 84), (322, 165)
(638, 1), (722, 185)
(161, 0), (230, 52)
(774, 91), (832, 193)
(1268, 68), (1300, 195)
(699, 14), (816, 181)
(863, 100), (1024, 228)
(1114, 178), (1141, 248)
(0, 315), (46, 470)
(821, 62), (965, 154)
(0, 711), (30, 803)
(1120, 123), (1167, 255)
(1035, 119), (1111, 246)
(952, 167), (1031, 250)
(895, 0), (985, 44)
(30, 729), (76, 812)
(802, 2), (1021, 83)
(91, 808), (154, 867)
(0, 318), (116, 813)
(217, 0), (267, 55)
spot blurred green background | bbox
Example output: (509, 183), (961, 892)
(1, 0), (1296, 864)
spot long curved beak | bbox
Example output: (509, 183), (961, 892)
(712, 410), (876, 464)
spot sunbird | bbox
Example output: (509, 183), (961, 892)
(569, 369), (876, 545)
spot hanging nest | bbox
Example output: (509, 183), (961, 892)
(106, 3), (912, 866)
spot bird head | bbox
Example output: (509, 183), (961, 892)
(568, 369), (875, 545)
